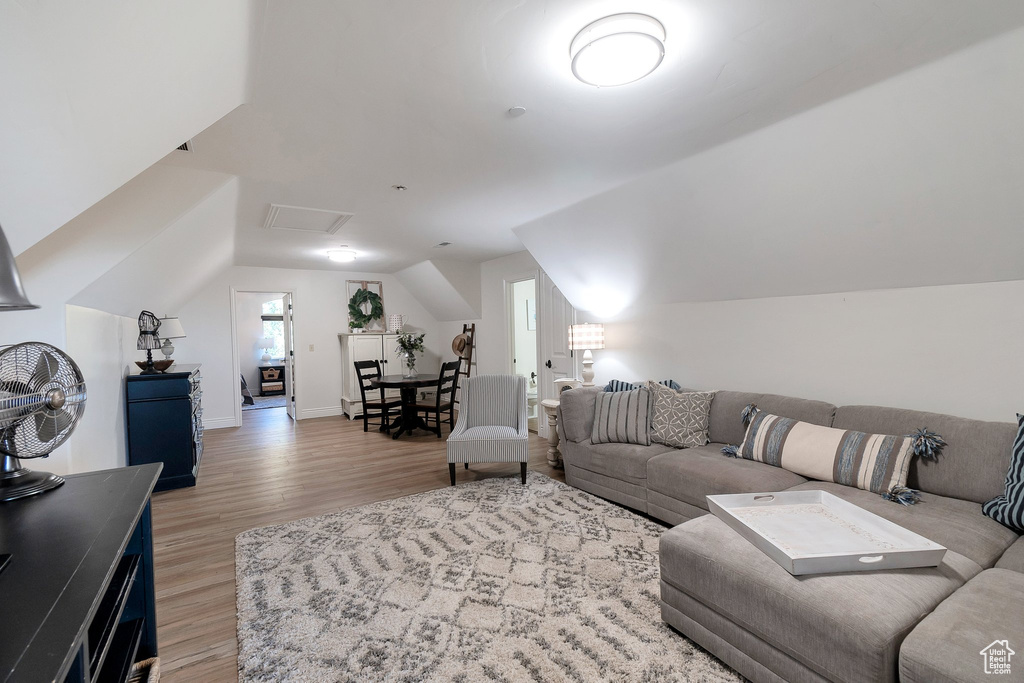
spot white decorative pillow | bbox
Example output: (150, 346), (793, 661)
(591, 387), (652, 445)
(646, 382), (715, 449)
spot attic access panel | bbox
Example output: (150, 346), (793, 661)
(263, 204), (354, 235)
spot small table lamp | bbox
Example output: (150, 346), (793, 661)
(158, 316), (186, 359)
(568, 323), (605, 387)
(137, 310), (162, 374)
(260, 337), (275, 362)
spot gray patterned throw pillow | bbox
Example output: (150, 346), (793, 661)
(646, 382), (716, 449)
(591, 387), (652, 445)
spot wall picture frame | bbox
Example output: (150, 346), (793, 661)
(526, 299), (536, 331)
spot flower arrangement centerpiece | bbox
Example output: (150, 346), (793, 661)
(395, 332), (425, 378)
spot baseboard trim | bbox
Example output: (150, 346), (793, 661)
(203, 417), (237, 430)
(299, 406), (345, 420)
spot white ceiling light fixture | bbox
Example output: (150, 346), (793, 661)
(570, 13), (666, 87)
(327, 249), (357, 263)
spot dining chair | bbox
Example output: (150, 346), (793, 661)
(415, 359), (461, 438)
(354, 360), (401, 433)
(446, 374), (529, 485)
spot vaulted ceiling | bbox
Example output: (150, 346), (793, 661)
(4, 0), (1023, 323)
(160, 0), (1024, 273)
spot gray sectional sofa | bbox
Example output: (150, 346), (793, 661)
(557, 386), (1023, 683)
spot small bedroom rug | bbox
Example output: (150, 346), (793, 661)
(235, 472), (740, 682)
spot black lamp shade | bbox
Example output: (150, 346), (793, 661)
(0, 224), (38, 311)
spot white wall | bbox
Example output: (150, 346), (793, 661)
(235, 292), (284, 389)
(55, 306), (137, 475)
(582, 280), (1024, 423)
(437, 250), (543, 379)
(0, 0), (254, 255)
(515, 26), (1024, 314)
(174, 266), (444, 426)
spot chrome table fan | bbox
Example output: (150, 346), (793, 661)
(0, 342), (87, 502)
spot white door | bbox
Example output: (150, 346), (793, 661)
(537, 271), (575, 437)
(284, 293), (296, 420)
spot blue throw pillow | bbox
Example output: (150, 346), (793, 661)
(604, 379), (681, 392)
(982, 414), (1024, 533)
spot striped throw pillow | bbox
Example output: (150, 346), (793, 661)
(591, 387), (652, 445)
(736, 410), (919, 497)
(605, 379), (681, 392)
(982, 414), (1024, 533)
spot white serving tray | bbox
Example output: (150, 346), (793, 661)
(706, 490), (946, 576)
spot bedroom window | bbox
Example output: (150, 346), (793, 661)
(261, 300), (285, 359)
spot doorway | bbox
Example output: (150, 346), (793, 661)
(231, 289), (296, 425)
(508, 278), (539, 432)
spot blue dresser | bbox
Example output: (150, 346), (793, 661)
(125, 364), (203, 491)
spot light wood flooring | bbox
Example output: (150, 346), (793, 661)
(151, 407), (563, 681)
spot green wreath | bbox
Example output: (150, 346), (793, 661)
(348, 288), (384, 328)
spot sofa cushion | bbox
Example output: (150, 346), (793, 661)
(982, 413), (1024, 533)
(994, 535), (1024, 573)
(833, 405), (1016, 504)
(661, 514), (980, 683)
(647, 444), (809, 512)
(564, 438), (673, 485)
(557, 386), (603, 443)
(785, 481), (1019, 569)
(708, 390), (836, 446)
(591, 387), (652, 445)
(899, 569), (1024, 682)
(647, 383), (716, 449)
(736, 410), (925, 499)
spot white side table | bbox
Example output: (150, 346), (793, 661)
(541, 398), (562, 468)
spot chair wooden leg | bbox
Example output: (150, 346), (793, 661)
(362, 411), (369, 433)
(449, 463), (456, 486)
(464, 463), (468, 469)
(521, 462), (527, 485)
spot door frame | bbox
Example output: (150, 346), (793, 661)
(503, 271), (540, 377)
(229, 286), (298, 427)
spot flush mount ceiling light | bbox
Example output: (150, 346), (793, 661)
(327, 249), (357, 263)
(570, 13), (666, 87)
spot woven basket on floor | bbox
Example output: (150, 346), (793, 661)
(127, 657), (160, 683)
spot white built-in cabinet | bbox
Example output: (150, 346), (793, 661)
(339, 333), (401, 418)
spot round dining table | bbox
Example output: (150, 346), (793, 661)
(369, 374), (439, 439)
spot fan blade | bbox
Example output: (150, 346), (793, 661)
(29, 351), (59, 392)
(0, 392), (48, 428)
(34, 409), (73, 443)
(62, 383), (88, 406)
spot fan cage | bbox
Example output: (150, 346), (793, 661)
(0, 342), (87, 458)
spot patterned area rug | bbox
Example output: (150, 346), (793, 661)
(235, 472), (741, 682)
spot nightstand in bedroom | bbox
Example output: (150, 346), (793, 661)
(259, 363), (286, 396)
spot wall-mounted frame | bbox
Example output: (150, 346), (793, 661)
(346, 280), (386, 331)
(526, 299), (536, 331)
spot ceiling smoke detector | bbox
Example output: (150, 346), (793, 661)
(508, 106), (527, 117)
(570, 13), (666, 87)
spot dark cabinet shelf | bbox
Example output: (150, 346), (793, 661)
(126, 364), (203, 491)
(259, 363), (286, 396)
(95, 619), (144, 683)
(88, 554), (141, 677)
(0, 464), (161, 683)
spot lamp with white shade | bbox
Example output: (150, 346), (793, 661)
(568, 323), (605, 387)
(260, 337), (276, 362)
(157, 316), (186, 359)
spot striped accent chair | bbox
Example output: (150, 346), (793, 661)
(446, 375), (529, 485)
